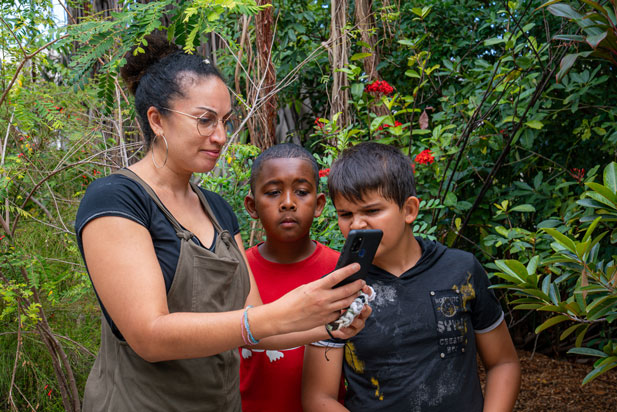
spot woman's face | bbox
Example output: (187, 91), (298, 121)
(155, 75), (232, 174)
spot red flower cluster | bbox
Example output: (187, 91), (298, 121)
(365, 80), (394, 95)
(314, 118), (325, 129)
(377, 121), (403, 131)
(415, 149), (435, 165)
(0, 235), (5, 241)
(319, 168), (330, 178)
(571, 167), (585, 182)
(17, 153), (24, 158)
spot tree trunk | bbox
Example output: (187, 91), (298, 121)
(328, 0), (350, 128)
(253, 0), (277, 150)
(354, 0), (389, 118)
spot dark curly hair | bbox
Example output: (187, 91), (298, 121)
(119, 35), (226, 148)
(249, 143), (320, 193)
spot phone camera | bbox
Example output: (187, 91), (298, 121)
(351, 236), (363, 253)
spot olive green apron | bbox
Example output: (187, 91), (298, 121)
(83, 169), (250, 411)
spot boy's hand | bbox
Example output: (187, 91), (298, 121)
(331, 304), (372, 340)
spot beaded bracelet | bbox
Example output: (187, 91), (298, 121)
(243, 305), (260, 345)
(240, 310), (250, 346)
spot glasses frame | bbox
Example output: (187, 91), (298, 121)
(161, 107), (234, 137)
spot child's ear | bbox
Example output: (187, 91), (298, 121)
(314, 193), (327, 218)
(244, 194), (259, 219)
(404, 196), (420, 225)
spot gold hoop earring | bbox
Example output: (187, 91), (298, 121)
(151, 134), (168, 169)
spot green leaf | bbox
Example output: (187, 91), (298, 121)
(543, 228), (577, 253)
(350, 52), (372, 61)
(524, 120), (544, 129)
(604, 162), (617, 193)
(582, 360), (617, 385)
(535, 315), (569, 334)
(568, 347), (608, 357)
(514, 303), (543, 310)
(560, 323), (585, 341)
(547, 3), (582, 19)
(510, 204), (536, 213)
(495, 260), (526, 282)
(556, 54), (579, 82)
(575, 324), (590, 347)
(527, 256), (539, 276)
(585, 182), (617, 206)
(586, 31), (607, 49)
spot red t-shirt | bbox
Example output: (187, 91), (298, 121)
(240, 241), (340, 412)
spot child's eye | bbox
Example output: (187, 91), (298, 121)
(265, 190), (280, 196)
(296, 189), (309, 196)
(337, 212), (352, 218)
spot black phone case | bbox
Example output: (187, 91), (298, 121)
(332, 229), (383, 288)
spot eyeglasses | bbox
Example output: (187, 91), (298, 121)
(161, 107), (234, 137)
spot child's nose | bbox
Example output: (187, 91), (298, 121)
(280, 192), (296, 210)
(349, 216), (367, 230)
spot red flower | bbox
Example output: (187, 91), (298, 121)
(415, 149), (435, 165)
(570, 168), (585, 182)
(365, 80), (394, 95)
(314, 118), (325, 129)
(0, 235), (5, 241)
(18, 153), (24, 158)
(377, 120), (403, 131)
(319, 168), (330, 178)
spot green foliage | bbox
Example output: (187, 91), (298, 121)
(491, 162), (617, 383)
(540, 0), (617, 80)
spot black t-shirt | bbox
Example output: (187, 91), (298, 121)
(322, 237), (504, 412)
(75, 172), (240, 340)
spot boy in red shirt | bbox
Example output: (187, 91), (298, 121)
(240, 143), (342, 412)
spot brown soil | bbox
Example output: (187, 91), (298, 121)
(479, 350), (617, 412)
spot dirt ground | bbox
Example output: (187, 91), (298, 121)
(479, 350), (617, 412)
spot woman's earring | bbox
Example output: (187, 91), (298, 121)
(151, 134), (168, 169)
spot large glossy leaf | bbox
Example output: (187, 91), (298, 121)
(547, 3), (582, 19)
(568, 347), (607, 357)
(604, 162), (617, 193)
(543, 228), (577, 253)
(585, 182), (617, 206)
(586, 31), (608, 49)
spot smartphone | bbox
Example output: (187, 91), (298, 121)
(332, 229), (383, 288)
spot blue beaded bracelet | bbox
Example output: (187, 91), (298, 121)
(243, 305), (259, 345)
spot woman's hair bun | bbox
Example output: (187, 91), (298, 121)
(120, 34), (180, 95)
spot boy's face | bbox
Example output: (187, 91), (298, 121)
(245, 158), (325, 243)
(333, 190), (419, 267)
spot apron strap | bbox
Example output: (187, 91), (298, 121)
(112, 168), (190, 238)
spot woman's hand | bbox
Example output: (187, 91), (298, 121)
(249, 263), (366, 338)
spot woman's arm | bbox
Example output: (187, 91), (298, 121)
(83, 217), (366, 362)
(476, 320), (521, 412)
(302, 345), (348, 411)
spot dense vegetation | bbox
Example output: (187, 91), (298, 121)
(1, 0), (615, 410)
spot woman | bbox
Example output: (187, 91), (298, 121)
(75, 36), (370, 411)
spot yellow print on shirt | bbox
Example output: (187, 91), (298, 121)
(370, 377), (384, 401)
(452, 272), (476, 310)
(344, 342), (365, 374)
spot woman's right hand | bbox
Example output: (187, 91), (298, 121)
(250, 263), (366, 338)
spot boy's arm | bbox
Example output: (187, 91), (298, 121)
(476, 319), (521, 412)
(302, 344), (348, 412)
